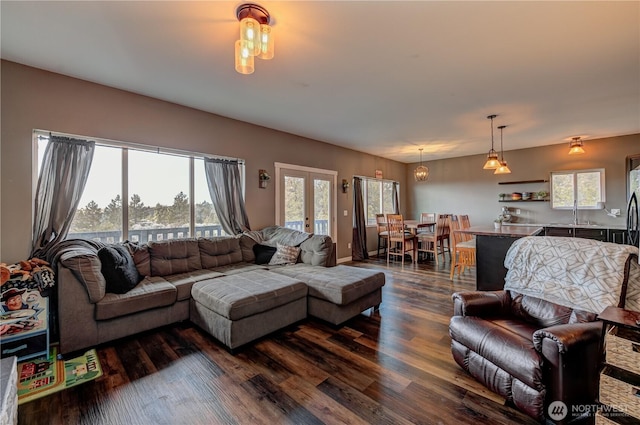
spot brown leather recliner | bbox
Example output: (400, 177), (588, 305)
(449, 236), (639, 424)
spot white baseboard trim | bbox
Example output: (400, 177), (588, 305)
(337, 256), (352, 264)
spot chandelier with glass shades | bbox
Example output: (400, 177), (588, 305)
(414, 148), (429, 181)
(235, 3), (274, 75)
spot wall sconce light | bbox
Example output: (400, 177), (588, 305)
(342, 179), (350, 193)
(568, 137), (585, 155)
(235, 3), (274, 75)
(259, 169), (270, 189)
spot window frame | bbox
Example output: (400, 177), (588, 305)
(361, 177), (398, 226)
(33, 130), (245, 242)
(550, 168), (606, 210)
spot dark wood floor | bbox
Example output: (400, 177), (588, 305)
(18, 256), (538, 425)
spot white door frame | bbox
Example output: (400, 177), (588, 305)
(274, 162), (337, 242)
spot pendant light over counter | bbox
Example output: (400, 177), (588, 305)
(494, 125), (512, 174)
(482, 115), (501, 170)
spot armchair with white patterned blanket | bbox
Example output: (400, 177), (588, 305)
(450, 236), (639, 424)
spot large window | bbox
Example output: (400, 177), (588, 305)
(551, 169), (605, 209)
(36, 131), (242, 243)
(363, 178), (397, 225)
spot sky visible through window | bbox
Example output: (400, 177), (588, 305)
(38, 140), (211, 210)
(36, 135), (228, 241)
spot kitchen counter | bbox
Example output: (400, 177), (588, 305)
(456, 225), (542, 291)
(458, 225), (543, 237)
(502, 222), (626, 230)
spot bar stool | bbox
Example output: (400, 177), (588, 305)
(449, 215), (476, 279)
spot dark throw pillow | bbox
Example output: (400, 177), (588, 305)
(98, 244), (142, 294)
(253, 244), (278, 265)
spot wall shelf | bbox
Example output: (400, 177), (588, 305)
(498, 179), (548, 185)
(499, 199), (548, 202)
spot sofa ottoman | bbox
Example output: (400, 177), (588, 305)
(271, 265), (385, 325)
(190, 270), (308, 350)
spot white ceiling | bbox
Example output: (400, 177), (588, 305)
(2, 1), (639, 163)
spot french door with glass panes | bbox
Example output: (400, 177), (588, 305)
(276, 165), (336, 240)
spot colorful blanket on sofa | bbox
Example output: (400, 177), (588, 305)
(504, 236), (639, 314)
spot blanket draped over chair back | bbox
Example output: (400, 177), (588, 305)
(504, 236), (639, 314)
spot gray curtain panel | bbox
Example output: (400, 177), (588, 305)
(352, 177), (368, 261)
(393, 181), (400, 214)
(31, 136), (95, 259)
(204, 158), (251, 235)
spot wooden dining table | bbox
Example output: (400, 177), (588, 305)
(404, 220), (435, 234)
(383, 219), (436, 263)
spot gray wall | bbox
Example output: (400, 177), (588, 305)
(406, 133), (640, 228)
(0, 60), (406, 263)
(2, 60), (638, 264)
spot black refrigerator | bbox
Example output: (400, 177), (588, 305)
(628, 192), (639, 247)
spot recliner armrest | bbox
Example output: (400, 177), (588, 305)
(533, 321), (604, 423)
(451, 290), (510, 317)
(533, 321), (603, 354)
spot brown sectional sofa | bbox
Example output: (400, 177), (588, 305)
(55, 226), (384, 355)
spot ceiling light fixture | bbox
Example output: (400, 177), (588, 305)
(414, 148), (429, 181)
(568, 136), (585, 155)
(235, 3), (274, 75)
(494, 125), (512, 175)
(483, 114), (500, 170)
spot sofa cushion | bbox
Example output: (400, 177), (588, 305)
(211, 263), (268, 275)
(238, 234), (257, 263)
(148, 239), (202, 276)
(191, 270), (307, 321)
(163, 269), (225, 301)
(198, 237), (243, 269)
(299, 235), (333, 266)
(260, 226), (312, 247)
(95, 276), (177, 320)
(59, 249), (106, 303)
(509, 291), (573, 328)
(449, 316), (543, 391)
(271, 264), (385, 305)
(269, 244), (301, 266)
(122, 240), (151, 277)
(98, 244), (142, 294)
(253, 244), (277, 265)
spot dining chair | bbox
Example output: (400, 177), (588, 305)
(435, 213), (452, 260)
(418, 212), (436, 234)
(416, 223), (439, 265)
(417, 213), (449, 266)
(375, 213), (389, 258)
(386, 214), (416, 266)
(459, 214), (473, 242)
(449, 215), (476, 279)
